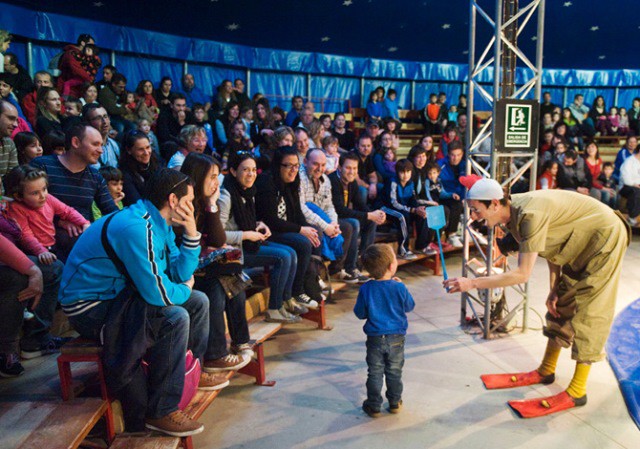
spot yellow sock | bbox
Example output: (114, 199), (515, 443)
(566, 363), (591, 399)
(537, 340), (561, 376)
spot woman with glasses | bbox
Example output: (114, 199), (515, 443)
(167, 125), (208, 170)
(255, 146), (321, 312)
(219, 151), (301, 323)
(180, 152), (253, 371)
(119, 131), (160, 206)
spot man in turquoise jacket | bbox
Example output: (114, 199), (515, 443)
(60, 168), (226, 437)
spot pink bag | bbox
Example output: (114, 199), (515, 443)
(142, 350), (201, 411)
(178, 350), (201, 410)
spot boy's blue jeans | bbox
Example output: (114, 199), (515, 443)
(364, 334), (405, 411)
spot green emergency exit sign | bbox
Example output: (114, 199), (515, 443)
(504, 104), (532, 147)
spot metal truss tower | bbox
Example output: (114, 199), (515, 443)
(462, 0), (546, 338)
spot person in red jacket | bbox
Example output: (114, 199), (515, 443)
(56, 34), (100, 99)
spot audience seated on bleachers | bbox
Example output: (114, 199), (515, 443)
(437, 141), (465, 248)
(180, 73), (210, 112)
(614, 136), (637, 182)
(350, 134), (378, 204)
(167, 125), (208, 170)
(56, 34), (99, 99)
(619, 147), (640, 226)
(154, 76), (174, 113)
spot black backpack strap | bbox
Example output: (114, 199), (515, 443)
(101, 211), (134, 285)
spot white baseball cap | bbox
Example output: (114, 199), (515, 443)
(461, 176), (504, 200)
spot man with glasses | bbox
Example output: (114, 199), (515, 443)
(83, 104), (120, 169)
(60, 168), (228, 436)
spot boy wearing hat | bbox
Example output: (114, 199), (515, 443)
(444, 176), (630, 418)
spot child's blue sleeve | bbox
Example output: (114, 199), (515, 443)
(404, 285), (416, 313)
(353, 290), (367, 319)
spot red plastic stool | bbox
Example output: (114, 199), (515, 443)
(57, 338), (115, 443)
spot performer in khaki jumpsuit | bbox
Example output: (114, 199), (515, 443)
(445, 179), (630, 418)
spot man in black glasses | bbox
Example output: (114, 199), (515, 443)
(59, 168), (227, 437)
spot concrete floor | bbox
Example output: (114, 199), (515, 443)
(195, 236), (640, 449)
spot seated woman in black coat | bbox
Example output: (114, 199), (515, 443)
(255, 146), (322, 309)
(119, 131), (160, 206)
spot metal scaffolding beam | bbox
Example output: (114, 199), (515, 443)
(462, 0), (545, 338)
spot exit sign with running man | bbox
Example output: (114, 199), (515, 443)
(494, 99), (540, 152)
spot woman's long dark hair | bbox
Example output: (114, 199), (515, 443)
(119, 131), (159, 174)
(181, 152), (220, 225)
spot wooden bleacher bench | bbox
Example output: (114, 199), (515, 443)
(110, 435), (180, 449)
(1, 397), (112, 449)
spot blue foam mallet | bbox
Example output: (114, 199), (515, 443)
(425, 205), (449, 281)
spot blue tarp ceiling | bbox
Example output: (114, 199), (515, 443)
(1, 0), (638, 71)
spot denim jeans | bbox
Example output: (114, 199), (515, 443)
(364, 334), (405, 410)
(0, 257), (63, 354)
(335, 218), (359, 272)
(68, 289), (209, 419)
(243, 241), (295, 309)
(195, 274), (250, 360)
(269, 232), (312, 297)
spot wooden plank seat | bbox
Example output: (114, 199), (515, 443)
(110, 435), (180, 449)
(0, 398), (113, 449)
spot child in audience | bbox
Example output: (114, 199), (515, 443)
(618, 107), (630, 136)
(322, 135), (340, 175)
(62, 44), (100, 95)
(382, 147), (397, 175)
(63, 97), (82, 118)
(4, 165), (89, 264)
(539, 129), (554, 159)
(448, 105), (458, 124)
(382, 159), (431, 258)
(354, 243), (415, 418)
(552, 111), (561, 127)
(240, 106), (253, 140)
(606, 107), (620, 136)
(383, 89), (399, 119)
(14, 132), (43, 164)
(537, 160), (559, 190)
(540, 113), (554, 133)
(92, 166), (124, 220)
(598, 162), (618, 208)
(137, 118), (160, 159)
(192, 104), (215, 154)
(123, 91), (138, 122)
(41, 130), (66, 156)
(421, 163), (453, 253)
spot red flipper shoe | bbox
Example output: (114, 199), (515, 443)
(508, 391), (587, 418)
(480, 370), (555, 389)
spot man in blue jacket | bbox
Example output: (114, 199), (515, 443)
(438, 141), (466, 247)
(59, 168), (227, 437)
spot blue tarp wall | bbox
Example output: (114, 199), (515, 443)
(2, 3), (639, 112)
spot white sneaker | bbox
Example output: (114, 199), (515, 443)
(423, 246), (438, 256)
(398, 251), (418, 260)
(334, 269), (360, 284)
(294, 294), (319, 310)
(628, 216), (638, 227)
(318, 277), (328, 291)
(448, 235), (463, 248)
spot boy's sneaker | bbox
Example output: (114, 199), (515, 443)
(198, 372), (230, 391)
(318, 277), (328, 291)
(423, 245), (438, 256)
(362, 403), (381, 418)
(0, 353), (25, 378)
(294, 294), (319, 310)
(203, 354), (250, 373)
(145, 410), (204, 437)
(398, 250), (418, 260)
(21, 336), (72, 360)
(448, 235), (463, 248)
(285, 298), (308, 315)
(231, 343), (255, 359)
(265, 308), (301, 324)
(388, 400), (403, 414)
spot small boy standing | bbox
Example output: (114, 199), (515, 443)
(354, 243), (415, 417)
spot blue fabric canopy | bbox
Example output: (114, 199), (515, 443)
(2, 1), (639, 111)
